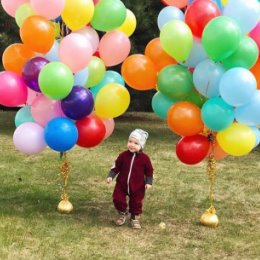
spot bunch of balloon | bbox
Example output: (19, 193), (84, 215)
(123, 0), (260, 227)
(0, 0), (137, 213)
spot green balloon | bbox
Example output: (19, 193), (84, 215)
(160, 20), (193, 62)
(221, 36), (259, 69)
(202, 16), (242, 61)
(39, 62), (73, 100)
(86, 57), (106, 87)
(91, 0), (127, 32)
(185, 89), (207, 108)
(157, 65), (193, 99)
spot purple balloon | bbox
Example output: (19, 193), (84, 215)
(61, 86), (94, 120)
(22, 57), (49, 92)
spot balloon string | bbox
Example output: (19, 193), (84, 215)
(60, 152), (70, 201)
(207, 132), (217, 208)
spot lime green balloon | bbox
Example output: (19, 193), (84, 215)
(221, 36), (259, 69)
(160, 20), (193, 62)
(157, 65), (193, 99)
(216, 122), (255, 156)
(86, 57), (106, 87)
(15, 3), (35, 28)
(202, 16), (241, 61)
(39, 62), (73, 100)
(95, 83), (130, 118)
(91, 0), (127, 32)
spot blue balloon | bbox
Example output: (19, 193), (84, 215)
(15, 106), (35, 127)
(193, 59), (225, 98)
(250, 126), (260, 147)
(219, 68), (257, 107)
(90, 70), (125, 99)
(201, 97), (234, 131)
(44, 117), (78, 152)
(61, 86), (94, 120)
(235, 90), (260, 126)
(152, 91), (179, 120)
(157, 6), (184, 30)
(45, 40), (60, 62)
(74, 67), (89, 86)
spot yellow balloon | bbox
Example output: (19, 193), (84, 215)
(221, 0), (228, 6)
(95, 83), (130, 118)
(216, 122), (255, 156)
(116, 9), (137, 37)
(61, 0), (94, 31)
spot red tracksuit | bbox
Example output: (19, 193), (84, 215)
(109, 150), (153, 215)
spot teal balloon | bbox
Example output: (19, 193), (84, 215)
(152, 91), (180, 120)
(15, 106), (35, 127)
(221, 36), (259, 69)
(157, 65), (193, 99)
(90, 70), (125, 99)
(39, 62), (73, 100)
(201, 97), (234, 131)
(91, 0), (127, 32)
(202, 16), (241, 61)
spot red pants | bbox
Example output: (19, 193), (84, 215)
(112, 183), (145, 215)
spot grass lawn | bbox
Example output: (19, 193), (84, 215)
(0, 111), (259, 260)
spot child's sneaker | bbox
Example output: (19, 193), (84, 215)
(115, 211), (128, 226)
(130, 215), (141, 229)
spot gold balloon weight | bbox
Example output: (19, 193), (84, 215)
(57, 152), (73, 214)
(200, 133), (219, 227)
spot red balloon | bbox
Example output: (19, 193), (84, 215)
(75, 115), (106, 148)
(185, 0), (221, 38)
(176, 134), (210, 165)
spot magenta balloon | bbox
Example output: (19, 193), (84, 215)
(0, 71), (28, 107)
(22, 57), (49, 92)
(13, 122), (47, 155)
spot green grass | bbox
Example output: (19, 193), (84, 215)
(0, 111), (259, 260)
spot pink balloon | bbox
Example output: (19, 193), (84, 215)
(249, 22), (260, 55)
(99, 31), (131, 67)
(102, 118), (115, 139)
(1, 0), (29, 17)
(30, 0), (66, 20)
(26, 88), (39, 105)
(0, 71), (28, 107)
(13, 122), (46, 154)
(31, 94), (65, 126)
(93, 0), (100, 5)
(75, 26), (100, 54)
(59, 33), (93, 73)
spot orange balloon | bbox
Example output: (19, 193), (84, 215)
(20, 15), (55, 53)
(2, 43), (35, 75)
(250, 58), (260, 90)
(121, 54), (157, 90)
(145, 38), (177, 71)
(167, 101), (204, 136)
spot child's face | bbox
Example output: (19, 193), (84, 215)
(127, 137), (141, 153)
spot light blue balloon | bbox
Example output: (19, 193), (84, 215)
(223, 0), (260, 33)
(235, 90), (260, 126)
(201, 97), (234, 131)
(45, 40), (60, 62)
(74, 67), (89, 86)
(44, 117), (78, 152)
(219, 68), (257, 107)
(250, 126), (260, 147)
(157, 6), (184, 30)
(193, 59), (225, 98)
(90, 70), (125, 99)
(15, 106), (35, 127)
(181, 38), (208, 68)
(151, 91), (180, 120)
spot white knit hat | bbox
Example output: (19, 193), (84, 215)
(129, 129), (149, 149)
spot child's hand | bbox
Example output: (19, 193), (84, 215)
(145, 184), (152, 190)
(106, 177), (112, 184)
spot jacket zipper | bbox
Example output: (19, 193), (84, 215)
(127, 153), (136, 195)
